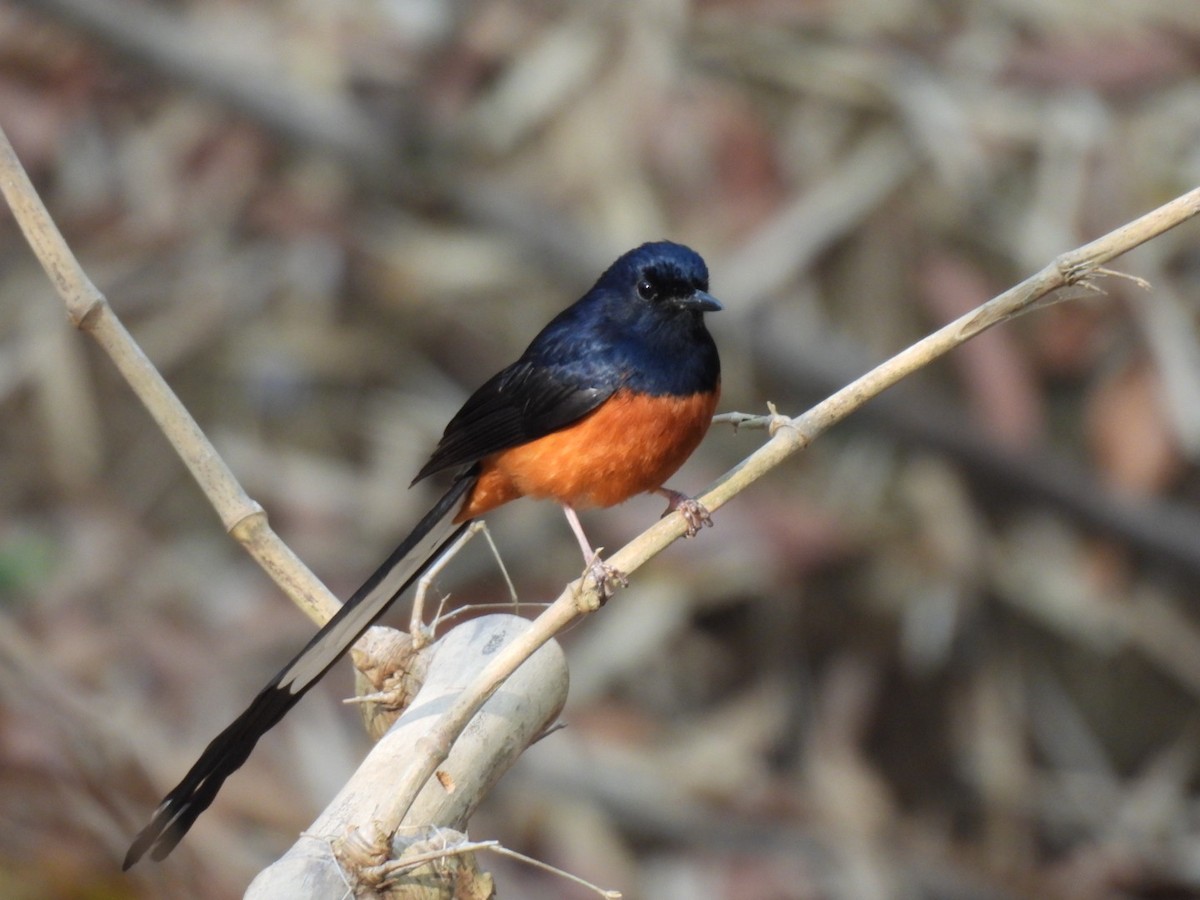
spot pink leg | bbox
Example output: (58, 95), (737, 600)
(561, 505), (628, 598)
(654, 487), (713, 538)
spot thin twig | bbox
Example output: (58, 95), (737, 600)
(478, 521), (520, 608)
(368, 838), (500, 882)
(483, 842), (622, 899)
(409, 520), (486, 648)
(432, 601), (554, 630)
(408, 520), (521, 647)
(368, 835), (623, 899)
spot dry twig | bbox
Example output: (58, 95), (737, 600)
(0, 123), (341, 626)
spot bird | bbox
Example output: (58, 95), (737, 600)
(123, 240), (722, 868)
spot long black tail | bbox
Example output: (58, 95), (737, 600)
(123, 469), (478, 868)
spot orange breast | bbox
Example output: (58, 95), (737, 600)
(456, 387), (719, 521)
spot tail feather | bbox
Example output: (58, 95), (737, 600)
(124, 469), (478, 869)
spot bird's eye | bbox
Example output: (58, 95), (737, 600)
(636, 279), (657, 301)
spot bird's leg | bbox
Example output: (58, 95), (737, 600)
(561, 504), (628, 600)
(654, 487), (713, 538)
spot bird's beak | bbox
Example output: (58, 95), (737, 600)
(676, 290), (723, 312)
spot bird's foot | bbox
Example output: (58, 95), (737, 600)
(584, 552), (628, 602)
(658, 489), (713, 538)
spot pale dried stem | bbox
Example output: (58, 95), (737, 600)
(0, 124), (341, 626)
(409, 521), (486, 648)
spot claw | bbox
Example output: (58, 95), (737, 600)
(585, 553), (628, 602)
(657, 489), (714, 538)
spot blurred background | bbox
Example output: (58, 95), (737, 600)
(1, 1), (1200, 897)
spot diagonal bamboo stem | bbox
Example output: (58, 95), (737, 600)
(0, 125), (341, 627)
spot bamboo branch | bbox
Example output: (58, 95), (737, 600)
(0, 123), (341, 627)
(244, 614), (569, 899)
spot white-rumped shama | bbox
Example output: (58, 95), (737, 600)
(124, 240), (722, 867)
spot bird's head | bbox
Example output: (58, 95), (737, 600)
(599, 241), (723, 316)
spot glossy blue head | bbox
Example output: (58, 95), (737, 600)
(593, 241), (722, 316)
(525, 241), (722, 398)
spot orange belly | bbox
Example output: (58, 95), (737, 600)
(456, 387), (719, 520)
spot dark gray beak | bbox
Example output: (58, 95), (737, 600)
(676, 289), (723, 312)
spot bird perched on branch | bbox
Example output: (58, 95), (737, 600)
(124, 240), (723, 867)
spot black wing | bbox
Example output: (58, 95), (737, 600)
(413, 359), (617, 483)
